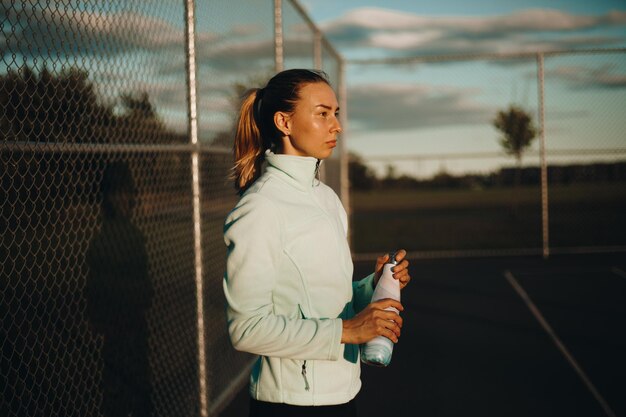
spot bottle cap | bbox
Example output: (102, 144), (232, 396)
(387, 252), (398, 265)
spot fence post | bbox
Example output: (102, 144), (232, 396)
(312, 28), (328, 182)
(184, 0), (208, 415)
(338, 59), (351, 244)
(537, 52), (550, 259)
(274, 0), (284, 72)
(313, 29), (322, 71)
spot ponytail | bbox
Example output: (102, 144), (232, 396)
(231, 69), (330, 193)
(232, 88), (263, 193)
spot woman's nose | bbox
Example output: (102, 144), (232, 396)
(332, 119), (342, 133)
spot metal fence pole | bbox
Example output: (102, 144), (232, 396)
(537, 52), (550, 259)
(184, 1), (208, 415)
(274, 0), (284, 72)
(312, 28), (328, 182)
(313, 29), (322, 71)
(338, 59), (350, 242)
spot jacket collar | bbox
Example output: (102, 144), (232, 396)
(265, 149), (320, 191)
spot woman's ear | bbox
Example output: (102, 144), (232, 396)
(274, 111), (291, 137)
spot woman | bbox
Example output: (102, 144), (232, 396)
(223, 69), (411, 416)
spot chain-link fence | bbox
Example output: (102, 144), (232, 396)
(0, 1), (344, 416)
(348, 49), (626, 259)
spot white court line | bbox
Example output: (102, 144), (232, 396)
(611, 267), (626, 280)
(504, 270), (617, 417)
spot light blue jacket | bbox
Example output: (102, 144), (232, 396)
(223, 150), (375, 406)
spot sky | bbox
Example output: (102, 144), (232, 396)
(2, 0), (625, 178)
(299, 0), (626, 177)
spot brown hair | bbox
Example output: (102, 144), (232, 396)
(232, 69), (330, 193)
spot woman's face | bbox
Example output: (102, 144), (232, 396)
(277, 82), (342, 160)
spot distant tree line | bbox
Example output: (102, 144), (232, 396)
(349, 153), (626, 191)
(0, 64), (243, 233)
(0, 65), (188, 145)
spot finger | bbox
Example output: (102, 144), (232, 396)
(393, 269), (409, 281)
(390, 321), (402, 337)
(381, 326), (400, 342)
(400, 275), (411, 286)
(375, 254), (389, 274)
(374, 307), (402, 320)
(392, 259), (409, 273)
(375, 318), (401, 340)
(392, 265), (408, 276)
(383, 320), (401, 338)
(374, 298), (404, 312)
(371, 306), (402, 323)
(394, 249), (407, 261)
(381, 311), (403, 328)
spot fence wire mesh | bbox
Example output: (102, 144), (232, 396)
(319, 39), (343, 198)
(1, 0), (343, 416)
(542, 52), (626, 249)
(348, 50), (626, 256)
(282, 0), (315, 71)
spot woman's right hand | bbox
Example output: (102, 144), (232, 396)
(341, 298), (403, 345)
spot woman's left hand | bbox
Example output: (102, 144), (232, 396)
(374, 249), (411, 290)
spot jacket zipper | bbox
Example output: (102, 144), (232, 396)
(301, 360), (310, 391)
(296, 304), (311, 392)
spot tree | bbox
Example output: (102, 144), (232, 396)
(348, 153), (377, 190)
(211, 71), (274, 148)
(0, 65), (110, 144)
(0, 63), (182, 214)
(493, 105), (537, 214)
(493, 105), (537, 180)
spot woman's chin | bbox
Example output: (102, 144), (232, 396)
(318, 148), (334, 160)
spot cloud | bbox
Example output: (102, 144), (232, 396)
(1, 2), (287, 74)
(0, 2), (309, 139)
(196, 38), (275, 71)
(321, 7), (626, 57)
(1, 2), (187, 58)
(196, 19), (315, 73)
(547, 63), (626, 89)
(0, 2), (286, 106)
(347, 83), (494, 131)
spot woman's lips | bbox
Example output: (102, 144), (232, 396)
(327, 140), (337, 147)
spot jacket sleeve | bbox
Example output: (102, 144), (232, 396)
(223, 193), (343, 361)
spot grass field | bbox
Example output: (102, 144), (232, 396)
(350, 182), (626, 253)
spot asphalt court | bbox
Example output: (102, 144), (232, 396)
(219, 253), (626, 417)
(504, 263), (625, 417)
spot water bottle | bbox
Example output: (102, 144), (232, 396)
(361, 252), (400, 367)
